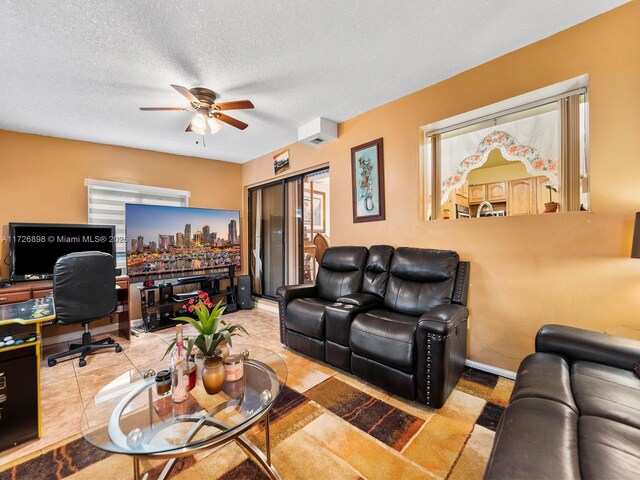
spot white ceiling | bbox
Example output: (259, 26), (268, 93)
(0, 1), (628, 163)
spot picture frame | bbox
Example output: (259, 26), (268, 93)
(273, 149), (290, 175)
(351, 138), (385, 223)
(303, 190), (326, 233)
(312, 191), (326, 232)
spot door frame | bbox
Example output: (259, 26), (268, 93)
(248, 167), (329, 299)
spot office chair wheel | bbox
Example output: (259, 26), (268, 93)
(48, 358), (57, 367)
(79, 358), (87, 368)
(115, 345), (123, 353)
(107, 338), (115, 344)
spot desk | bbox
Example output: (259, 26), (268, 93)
(0, 296), (56, 451)
(0, 275), (131, 340)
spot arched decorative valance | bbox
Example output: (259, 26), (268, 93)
(440, 130), (559, 205)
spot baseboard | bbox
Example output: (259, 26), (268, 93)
(253, 297), (278, 314)
(465, 359), (517, 380)
(42, 324), (120, 347)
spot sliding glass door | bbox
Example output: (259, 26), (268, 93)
(249, 168), (328, 298)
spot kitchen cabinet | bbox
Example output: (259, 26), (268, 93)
(535, 176), (559, 213)
(455, 182), (469, 198)
(487, 181), (507, 202)
(508, 178), (536, 216)
(468, 185), (486, 204)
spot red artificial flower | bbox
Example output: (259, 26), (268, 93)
(205, 301), (213, 308)
(188, 305), (195, 313)
(188, 298), (195, 305)
(198, 292), (207, 299)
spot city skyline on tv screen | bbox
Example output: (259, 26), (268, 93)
(125, 204), (240, 280)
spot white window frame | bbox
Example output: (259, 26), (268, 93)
(85, 179), (190, 270)
(420, 75), (589, 220)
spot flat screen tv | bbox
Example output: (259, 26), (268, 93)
(9, 223), (116, 281)
(125, 204), (240, 282)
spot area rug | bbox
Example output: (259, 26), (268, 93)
(0, 367), (512, 480)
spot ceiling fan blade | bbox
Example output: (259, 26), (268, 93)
(171, 84), (200, 105)
(215, 100), (254, 111)
(215, 113), (248, 130)
(185, 123), (193, 132)
(140, 107), (192, 111)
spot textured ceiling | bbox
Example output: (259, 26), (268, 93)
(0, 1), (628, 163)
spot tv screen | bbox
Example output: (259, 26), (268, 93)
(125, 204), (240, 282)
(9, 223), (116, 281)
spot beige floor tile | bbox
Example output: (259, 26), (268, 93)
(448, 425), (496, 480)
(402, 390), (486, 477)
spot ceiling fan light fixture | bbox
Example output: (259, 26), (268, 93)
(208, 116), (223, 134)
(190, 112), (207, 135)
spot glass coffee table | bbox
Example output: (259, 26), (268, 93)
(81, 345), (287, 480)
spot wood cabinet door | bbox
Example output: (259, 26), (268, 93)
(469, 185), (486, 204)
(487, 181), (507, 202)
(535, 176), (559, 213)
(508, 179), (536, 216)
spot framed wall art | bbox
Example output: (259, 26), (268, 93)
(351, 138), (385, 222)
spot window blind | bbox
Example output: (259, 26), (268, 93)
(85, 179), (190, 270)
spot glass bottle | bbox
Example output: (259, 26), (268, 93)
(171, 324), (190, 403)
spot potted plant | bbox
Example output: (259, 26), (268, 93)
(164, 291), (247, 394)
(544, 184), (559, 213)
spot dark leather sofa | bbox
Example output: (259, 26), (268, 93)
(485, 324), (640, 479)
(277, 245), (470, 408)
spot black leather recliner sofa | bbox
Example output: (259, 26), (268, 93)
(277, 245), (470, 408)
(484, 324), (640, 479)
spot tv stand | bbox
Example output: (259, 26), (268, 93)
(137, 266), (237, 333)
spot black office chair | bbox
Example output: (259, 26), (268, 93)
(47, 251), (122, 368)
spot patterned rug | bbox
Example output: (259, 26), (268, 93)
(0, 365), (512, 480)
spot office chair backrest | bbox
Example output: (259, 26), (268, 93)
(53, 251), (117, 325)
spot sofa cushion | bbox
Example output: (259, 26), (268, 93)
(571, 361), (640, 430)
(383, 247), (458, 316)
(510, 353), (578, 412)
(579, 415), (640, 479)
(285, 297), (333, 340)
(485, 397), (580, 480)
(350, 309), (418, 370)
(361, 245), (394, 298)
(316, 246), (368, 302)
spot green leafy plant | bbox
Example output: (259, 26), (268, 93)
(545, 184), (559, 204)
(163, 291), (247, 358)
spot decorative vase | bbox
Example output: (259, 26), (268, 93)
(365, 196), (374, 212)
(544, 203), (559, 213)
(202, 356), (224, 394)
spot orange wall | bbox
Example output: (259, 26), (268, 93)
(242, 2), (640, 371)
(0, 130), (243, 320)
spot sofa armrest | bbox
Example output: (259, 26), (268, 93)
(336, 293), (380, 307)
(276, 284), (317, 344)
(417, 304), (469, 336)
(415, 303), (469, 407)
(536, 324), (640, 371)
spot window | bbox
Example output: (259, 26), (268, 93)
(85, 179), (190, 270)
(422, 81), (588, 220)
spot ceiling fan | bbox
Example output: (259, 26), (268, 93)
(140, 84), (254, 135)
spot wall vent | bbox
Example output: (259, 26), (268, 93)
(297, 118), (338, 147)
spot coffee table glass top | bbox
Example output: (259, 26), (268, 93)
(81, 345), (287, 456)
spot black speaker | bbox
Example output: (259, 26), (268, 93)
(147, 290), (155, 307)
(237, 275), (252, 310)
(159, 284), (173, 303)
